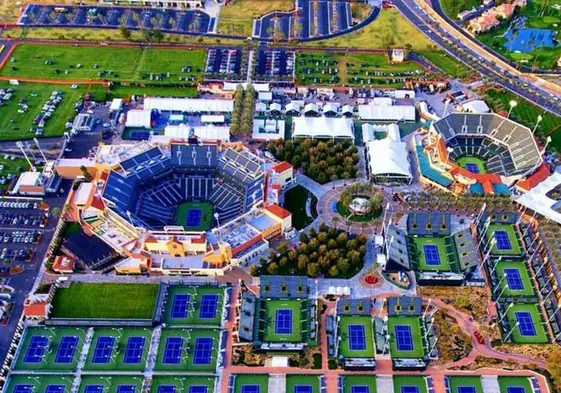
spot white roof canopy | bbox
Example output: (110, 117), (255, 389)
(293, 117), (354, 140)
(516, 172), (561, 224)
(144, 97), (234, 113)
(125, 109), (151, 129)
(359, 104), (416, 121)
(366, 129), (411, 179)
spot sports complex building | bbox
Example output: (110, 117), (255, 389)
(416, 112), (546, 195)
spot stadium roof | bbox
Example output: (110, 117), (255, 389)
(358, 104), (416, 122)
(125, 109), (152, 129)
(292, 117), (354, 140)
(366, 126), (411, 179)
(516, 171), (561, 224)
(144, 97), (234, 113)
(461, 99), (490, 114)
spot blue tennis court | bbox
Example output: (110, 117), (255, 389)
(188, 387), (207, 393)
(348, 324), (366, 351)
(157, 386), (175, 393)
(84, 386), (104, 393)
(193, 337), (214, 365)
(351, 386), (369, 393)
(465, 163), (479, 174)
(494, 230), (512, 250)
(13, 385), (33, 393)
(401, 387), (419, 393)
(275, 309), (292, 335)
(186, 209), (202, 227)
(124, 337), (145, 364)
(395, 325), (413, 351)
(506, 388), (525, 393)
(116, 386), (135, 393)
(516, 311), (536, 336)
(457, 387), (476, 393)
(171, 294), (190, 319)
(24, 336), (49, 363)
(55, 336), (79, 364)
(241, 386), (260, 393)
(92, 336), (115, 364)
(199, 294), (218, 319)
(423, 244), (440, 266)
(294, 386), (312, 393)
(504, 268), (524, 290)
(45, 386), (65, 393)
(163, 337), (183, 364)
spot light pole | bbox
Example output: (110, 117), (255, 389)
(499, 303), (513, 324)
(547, 306), (561, 323)
(493, 273), (507, 295)
(504, 321), (520, 342)
(495, 280), (509, 303)
(532, 115), (542, 135)
(507, 100), (517, 119)
(489, 256), (502, 276)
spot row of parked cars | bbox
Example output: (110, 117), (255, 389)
(0, 248), (34, 262)
(0, 201), (39, 210)
(0, 230), (42, 244)
(0, 212), (45, 227)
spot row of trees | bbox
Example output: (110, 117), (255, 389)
(340, 182), (384, 216)
(230, 84), (256, 135)
(266, 139), (359, 184)
(252, 223), (367, 278)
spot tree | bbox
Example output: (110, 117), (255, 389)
(328, 265), (339, 277)
(119, 26), (132, 41)
(548, 347), (561, 391)
(267, 262), (279, 275)
(50, 207), (62, 217)
(80, 165), (92, 182)
(307, 263), (320, 277)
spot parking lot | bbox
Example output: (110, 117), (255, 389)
(204, 48), (244, 81)
(255, 49), (295, 82)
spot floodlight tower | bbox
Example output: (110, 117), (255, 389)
(33, 138), (49, 164)
(16, 141), (35, 172)
(504, 321), (520, 342)
(499, 303), (513, 324)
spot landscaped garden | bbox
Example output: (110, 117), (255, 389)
(336, 182), (384, 222)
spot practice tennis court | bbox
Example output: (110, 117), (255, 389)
(171, 294), (191, 319)
(387, 316), (425, 358)
(494, 261), (534, 297)
(193, 337), (214, 365)
(504, 304), (548, 343)
(163, 337), (183, 364)
(24, 336), (49, 364)
(150, 376), (216, 393)
(163, 286), (224, 326)
(155, 329), (220, 372)
(487, 224), (522, 256)
(338, 316), (375, 358)
(123, 337), (145, 364)
(199, 294), (218, 320)
(54, 336), (79, 364)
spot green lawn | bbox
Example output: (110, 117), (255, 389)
(498, 376), (533, 393)
(232, 374), (270, 393)
(486, 224), (522, 256)
(339, 316), (375, 358)
(447, 376), (484, 393)
(50, 283), (159, 319)
(14, 327), (87, 371)
(413, 236), (452, 271)
(282, 185), (316, 230)
(456, 155), (487, 174)
(83, 328), (152, 372)
(78, 375), (144, 393)
(393, 376), (428, 393)
(150, 376), (216, 393)
(163, 286), (225, 326)
(175, 202), (214, 231)
(108, 84), (198, 99)
(155, 328), (221, 372)
(439, 0), (480, 19)
(505, 303), (548, 344)
(285, 375), (321, 393)
(387, 316), (425, 358)
(5, 375), (74, 393)
(0, 81), (105, 141)
(1, 44), (206, 84)
(262, 299), (303, 342)
(217, 0), (294, 36)
(493, 260), (535, 297)
(0, 156), (34, 190)
(418, 50), (473, 79)
(342, 375), (377, 393)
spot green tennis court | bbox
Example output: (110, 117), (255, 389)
(393, 376), (428, 393)
(175, 201), (214, 231)
(232, 374), (270, 393)
(342, 375), (377, 393)
(447, 376), (484, 393)
(285, 375), (321, 393)
(4, 375), (73, 393)
(150, 376), (216, 393)
(493, 260), (535, 297)
(413, 237), (452, 271)
(163, 286), (225, 326)
(498, 376), (533, 393)
(339, 316), (375, 358)
(456, 155), (487, 174)
(78, 375), (144, 393)
(387, 316), (425, 358)
(262, 299), (303, 342)
(486, 224), (522, 256)
(504, 303), (548, 344)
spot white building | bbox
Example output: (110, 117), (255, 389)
(516, 172), (561, 224)
(358, 103), (416, 122)
(125, 109), (152, 129)
(101, 0), (204, 8)
(460, 99), (490, 114)
(292, 117), (354, 140)
(144, 97), (234, 113)
(252, 119), (286, 141)
(365, 124), (412, 184)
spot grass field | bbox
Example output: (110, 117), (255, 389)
(393, 375), (428, 393)
(174, 201), (214, 231)
(498, 376), (533, 393)
(83, 328), (152, 372)
(456, 155), (487, 174)
(339, 316), (375, 358)
(163, 285), (224, 326)
(0, 81), (105, 141)
(285, 375), (321, 393)
(0, 156), (34, 190)
(282, 185), (316, 229)
(493, 260), (535, 297)
(232, 374), (270, 393)
(50, 283), (159, 319)
(418, 50), (473, 79)
(447, 376), (484, 393)
(155, 328), (220, 372)
(217, 0), (294, 36)
(342, 375), (377, 393)
(413, 236), (452, 272)
(262, 299), (303, 342)
(387, 316), (425, 358)
(78, 375), (144, 393)
(439, 0), (480, 19)
(150, 376), (216, 393)
(505, 303), (548, 344)
(486, 224), (522, 256)
(1, 44), (206, 85)
(14, 327), (87, 371)
(4, 375), (74, 393)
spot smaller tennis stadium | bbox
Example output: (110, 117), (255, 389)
(262, 299), (304, 343)
(501, 303), (549, 344)
(491, 260), (536, 298)
(393, 375), (430, 393)
(413, 237), (455, 272)
(229, 374), (324, 393)
(387, 316), (425, 359)
(486, 224), (523, 257)
(339, 375), (377, 393)
(162, 285), (225, 326)
(338, 315), (375, 358)
(445, 376), (484, 393)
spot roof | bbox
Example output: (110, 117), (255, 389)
(292, 117), (354, 140)
(223, 82), (270, 92)
(516, 171), (561, 224)
(516, 162), (551, 191)
(125, 109), (152, 129)
(366, 132), (411, 178)
(265, 203), (292, 219)
(110, 99), (123, 112)
(52, 255), (76, 272)
(144, 97), (234, 113)
(74, 182), (94, 206)
(271, 161), (292, 174)
(461, 99), (490, 114)
(23, 298), (49, 318)
(358, 104), (416, 121)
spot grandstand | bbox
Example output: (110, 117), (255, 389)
(420, 113), (542, 194)
(101, 143), (265, 230)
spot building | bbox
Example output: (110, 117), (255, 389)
(365, 124), (412, 184)
(358, 103), (416, 122)
(144, 97), (234, 113)
(516, 171), (561, 224)
(125, 109), (152, 129)
(252, 119), (286, 141)
(391, 49), (407, 63)
(468, 0), (526, 33)
(459, 100), (490, 114)
(269, 161), (295, 190)
(9, 171), (45, 196)
(72, 113), (95, 132)
(292, 117), (354, 140)
(101, 0), (204, 9)
(52, 255), (76, 274)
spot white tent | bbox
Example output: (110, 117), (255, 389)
(292, 117), (354, 140)
(516, 172), (561, 224)
(359, 104), (416, 122)
(365, 125), (412, 183)
(125, 110), (151, 129)
(144, 97), (233, 113)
